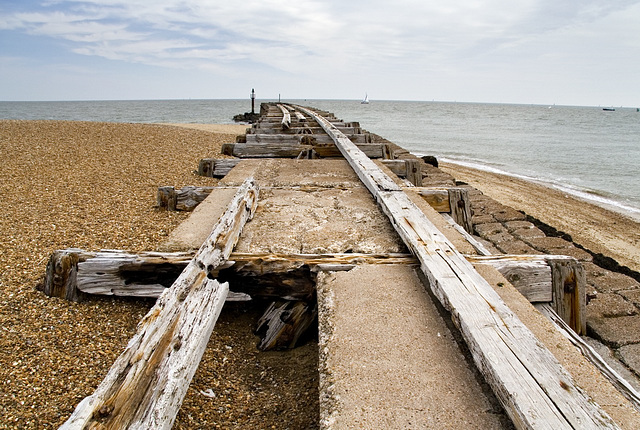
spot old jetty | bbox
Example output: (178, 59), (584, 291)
(42, 103), (640, 428)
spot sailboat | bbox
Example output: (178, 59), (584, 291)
(361, 93), (370, 104)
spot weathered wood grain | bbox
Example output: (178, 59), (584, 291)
(198, 158), (241, 177)
(222, 141), (385, 158)
(60, 177), (259, 430)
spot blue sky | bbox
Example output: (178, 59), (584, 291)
(1, 0), (639, 105)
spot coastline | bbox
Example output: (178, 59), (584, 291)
(440, 161), (640, 273)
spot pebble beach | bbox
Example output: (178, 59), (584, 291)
(0, 120), (318, 429)
(2, 119), (640, 428)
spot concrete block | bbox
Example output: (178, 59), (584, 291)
(586, 293), (637, 319)
(588, 315), (640, 347)
(618, 344), (640, 378)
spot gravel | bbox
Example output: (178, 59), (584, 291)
(0, 120), (318, 429)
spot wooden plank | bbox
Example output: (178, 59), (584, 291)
(255, 300), (317, 351)
(295, 104), (618, 429)
(537, 303), (640, 411)
(60, 177), (259, 430)
(224, 142), (385, 158)
(157, 186), (216, 211)
(245, 133), (372, 144)
(42, 250), (418, 301)
(277, 104), (291, 130)
(469, 255), (553, 302)
(198, 158), (241, 177)
(405, 159), (422, 186)
(295, 106), (400, 193)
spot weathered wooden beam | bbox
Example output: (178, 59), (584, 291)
(157, 186), (216, 211)
(296, 104), (618, 429)
(41, 250), (418, 301)
(410, 187), (473, 232)
(60, 177), (259, 430)
(277, 104), (291, 130)
(256, 300), (317, 351)
(381, 159), (422, 186)
(221, 141), (386, 159)
(244, 133), (372, 144)
(249, 125), (361, 135)
(537, 303), (640, 411)
(198, 158), (241, 177)
(448, 187), (473, 233)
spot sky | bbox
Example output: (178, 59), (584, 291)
(1, 0), (639, 106)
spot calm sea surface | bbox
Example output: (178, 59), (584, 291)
(2, 99), (639, 218)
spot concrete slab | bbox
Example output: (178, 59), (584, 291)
(221, 159), (364, 189)
(159, 186), (239, 251)
(235, 187), (406, 254)
(317, 265), (510, 429)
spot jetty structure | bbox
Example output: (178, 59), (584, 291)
(42, 103), (640, 428)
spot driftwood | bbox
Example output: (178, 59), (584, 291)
(60, 177), (259, 430)
(297, 104), (618, 429)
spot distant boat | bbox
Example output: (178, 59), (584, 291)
(361, 93), (370, 104)
(603, 107), (615, 111)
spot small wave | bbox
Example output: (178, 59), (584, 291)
(439, 157), (640, 221)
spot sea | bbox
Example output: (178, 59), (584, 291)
(1, 99), (639, 220)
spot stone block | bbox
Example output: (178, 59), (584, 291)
(503, 220), (535, 232)
(493, 207), (526, 222)
(544, 246), (593, 262)
(473, 222), (507, 239)
(486, 232), (514, 245)
(618, 343), (640, 378)
(494, 240), (538, 255)
(511, 227), (547, 241)
(471, 214), (495, 225)
(587, 315), (640, 347)
(619, 289), (640, 309)
(585, 264), (640, 293)
(525, 236), (573, 252)
(586, 293), (637, 319)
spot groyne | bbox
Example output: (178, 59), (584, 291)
(35, 104), (640, 428)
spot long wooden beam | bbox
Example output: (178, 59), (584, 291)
(60, 177), (259, 430)
(221, 141), (386, 158)
(295, 104), (618, 429)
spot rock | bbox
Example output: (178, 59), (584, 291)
(421, 155), (438, 167)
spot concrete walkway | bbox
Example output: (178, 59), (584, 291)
(165, 156), (640, 428)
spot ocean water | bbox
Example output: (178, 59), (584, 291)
(1, 99), (639, 218)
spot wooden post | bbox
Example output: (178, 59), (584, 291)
(295, 104), (618, 429)
(156, 186), (177, 211)
(197, 158), (241, 178)
(447, 187), (473, 233)
(405, 159), (422, 186)
(60, 177), (259, 430)
(548, 257), (587, 335)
